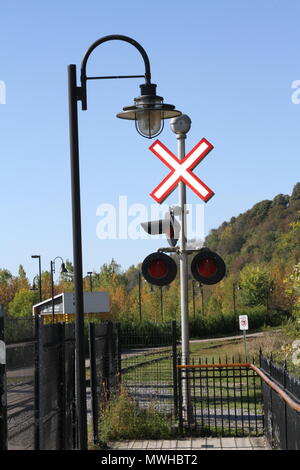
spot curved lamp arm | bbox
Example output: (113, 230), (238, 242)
(51, 256), (65, 274)
(80, 34), (152, 110)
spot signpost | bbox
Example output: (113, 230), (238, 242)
(148, 114), (216, 422)
(141, 114), (225, 425)
(239, 314), (249, 362)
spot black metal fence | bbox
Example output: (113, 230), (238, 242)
(2, 314), (300, 449)
(177, 358), (264, 437)
(89, 322), (120, 444)
(1, 313), (120, 450)
(36, 319), (76, 450)
(118, 323), (266, 437)
(119, 322), (175, 349)
(5, 316), (36, 450)
(119, 321), (178, 423)
(260, 355), (300, 450)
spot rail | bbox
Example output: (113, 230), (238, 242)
(177, 362), (300, 413)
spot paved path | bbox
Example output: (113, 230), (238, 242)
(108, 436), (270, 450)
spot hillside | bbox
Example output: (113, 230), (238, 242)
(204, 183), (300, 274)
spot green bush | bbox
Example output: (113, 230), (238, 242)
(98, 388), (173, 446)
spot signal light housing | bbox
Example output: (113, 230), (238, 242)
(140, 209), (180, 247)
(191, 248), (226, 285)
(142, 252), (177, 286)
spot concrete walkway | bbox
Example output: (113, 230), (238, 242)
(108, 436), (270, 450)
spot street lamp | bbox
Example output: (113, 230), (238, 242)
(87, 272), (93, 292)
(68, 34), (181, 449)
(50, 256), (68, 323)
(31, 255), (42, 303)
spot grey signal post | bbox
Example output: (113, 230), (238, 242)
(170, 114), (192, 422)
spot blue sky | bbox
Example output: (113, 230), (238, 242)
(0, 0), (299, 281)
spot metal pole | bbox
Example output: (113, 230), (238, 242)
(68, 63), (88, 450)
(243, 330), (248, 362)
(174, 121), (192, 422)
(200, 283), (204, 316)
(51, 261), (55, 323)
(39, 257), (42, 302)
(160, 286), (163, 321)
(192, 280), (195, 322)
(0, 305), (7, 450)
(233, 282), (237, 330)
(138, 271), (142, 322)
(177, 131), (189, 364)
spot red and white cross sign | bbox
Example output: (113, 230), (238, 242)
(149, 138), (215, 204)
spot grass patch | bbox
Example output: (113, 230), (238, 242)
(96, 388), (174, 447)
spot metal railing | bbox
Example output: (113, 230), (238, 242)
(259, 355), (300, 450)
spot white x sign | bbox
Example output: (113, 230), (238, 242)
(149, 138), (215, 204)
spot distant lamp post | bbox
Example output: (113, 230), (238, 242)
(87, 272), (93, 292)
(31, 255), (42, 302)
(160, 286), (164, 321)
(138, 271), (142, 322)
(30, 279), (37, 292)
(50, 257), (68, 322)
(266, 282), (274, 323)
(199, 282), (204, 316)
(192, 280), (196, 322)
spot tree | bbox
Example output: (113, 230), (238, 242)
(239, 265), (272, 307)
(18, 264), (27, 280)
(0, 269), (12, 284)
(284, 262), (300, 317)
(8, 288), (39, 318)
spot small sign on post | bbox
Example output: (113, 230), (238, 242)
(239, 315), (249, 331)
(239, 315), (249, 362)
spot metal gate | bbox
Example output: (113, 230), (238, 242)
(177, 360), (264, 437)
(36, 319), (76, 450)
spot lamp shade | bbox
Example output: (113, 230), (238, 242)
(117, 83), (181, 138)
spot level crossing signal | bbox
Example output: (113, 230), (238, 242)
(140, 208), (180, 247)
(141, 252), (177, 286)
(191, 248), (226, 285)
(141, 248), (225, 287)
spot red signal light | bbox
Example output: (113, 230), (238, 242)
(142, 252), (177, 286)
(191, 248), (226, 285)
(197, 258), (218, 278)
(147, 259), (168, 279)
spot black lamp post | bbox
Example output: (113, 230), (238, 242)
(31, 255), (42, 303)
(50, 257), (68, 323)
(199, 282), (204, 316)
(138, 271), (142, 322)
(192, 280), (196, 322)
(87, 272), (93, 292)
(160, 286), (164, 321)
(68, 34), (181, 449)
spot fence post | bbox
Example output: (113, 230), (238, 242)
(88, 322), (98, 444)
(37, 316), (44, 449)
(0, 305), (7, 450)
(105, 321), (113, 399)
(177, 356), (183, 434)
(283, 360), (288, 450)
(116, 322), (121, 379)
(172, 321), (178, 417)
(59, 322), (66, 450)
(34, 316), (40, 450)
